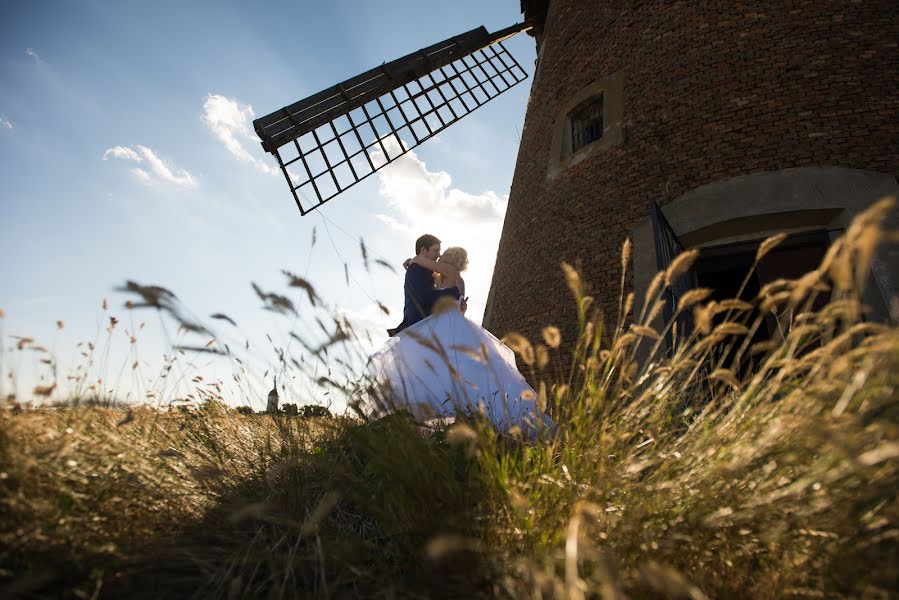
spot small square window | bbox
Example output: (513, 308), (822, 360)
(569, 94), (603, 153)
(548, 72), (622, 178)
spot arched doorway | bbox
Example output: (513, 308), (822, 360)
(631, 167), (898, 341)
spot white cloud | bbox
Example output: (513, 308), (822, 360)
(102, 145), (142, 162)
(374, 213), (412, 235)
(25, 48), (43, 64)
(370, 136), (509, 323)
(371, 136), (506, 224)
(0, 116), (12, 131)
(130, 168), (152, 184)
(202, 94), (277, 175)
(102, 144), (196, 188)
(135, 145), (196, 187)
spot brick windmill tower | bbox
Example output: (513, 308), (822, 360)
(483, 0), (899, 356)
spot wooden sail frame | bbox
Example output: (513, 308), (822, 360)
(254, 23), (533, 215)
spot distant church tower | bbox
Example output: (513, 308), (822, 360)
(485, 0), (898, 358)
(266, 377), (279, 414)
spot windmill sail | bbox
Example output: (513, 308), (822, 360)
(254, 23), (532, 215)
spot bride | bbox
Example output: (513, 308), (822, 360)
(366, 246), (551, 432)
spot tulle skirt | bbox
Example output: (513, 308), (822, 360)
(366, 305), (550, 430)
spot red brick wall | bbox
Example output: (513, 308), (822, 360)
(486, 0), (899, 358)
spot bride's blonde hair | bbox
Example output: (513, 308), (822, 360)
(434, 247), (468, 288)
(439, 247), (468, 272)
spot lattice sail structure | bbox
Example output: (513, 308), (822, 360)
(254, 24), (531, 215)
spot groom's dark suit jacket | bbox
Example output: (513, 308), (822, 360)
(387, 263), (460, 336)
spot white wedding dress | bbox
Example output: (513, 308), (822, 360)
(366, 300), (551, 432)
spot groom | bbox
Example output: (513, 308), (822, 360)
(387, 234), (460, 337)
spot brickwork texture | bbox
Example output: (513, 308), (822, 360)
(485, 0), (899, 363)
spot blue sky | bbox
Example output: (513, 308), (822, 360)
(0, 0), (535, 409)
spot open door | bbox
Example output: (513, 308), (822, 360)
(649, 200), (697, 350)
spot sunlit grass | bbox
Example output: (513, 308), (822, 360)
(1, 198), (897, 598)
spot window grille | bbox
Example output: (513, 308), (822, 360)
(569, 94), (603, 154)
(254, 25), (530, 215)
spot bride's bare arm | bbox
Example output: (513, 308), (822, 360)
(411, 255), (459, 279)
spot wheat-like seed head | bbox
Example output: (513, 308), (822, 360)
(645, 298), (667, 326)
(542, 326), (562, 349)
(828, 251), (854, 292)
(502, 332), (535, 366)
(630, 325), (661, 340)
(621, 238), (632, 272)
(712, 322), (750, 337)
(716, 299), (753, 313)
(665, 249), (700, 285)
(755, 232), (788, 261)
(788, 270), (822, 307)
(613, 333), (637, 352)
(644, 272), (665, 309)
(693, 303), (715, 336)
(677, 288), (713, 312)
(561, 261), (582, 299)
(760, 291), (792, 312)
(622, 292), (634, 321)
(854, 225), (881, 290)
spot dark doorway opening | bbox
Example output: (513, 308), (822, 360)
(693, 229), (835, 375)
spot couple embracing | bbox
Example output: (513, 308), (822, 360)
(388, 233), (468, 337)
(368, 234), (551, 432)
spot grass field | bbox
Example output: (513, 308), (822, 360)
(1, 199), (897, 598)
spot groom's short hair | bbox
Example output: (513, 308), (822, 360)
(415, 234), (441, 254)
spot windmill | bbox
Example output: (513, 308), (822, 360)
(266, 376), (279, 414)
(253, 20), (538, 215)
